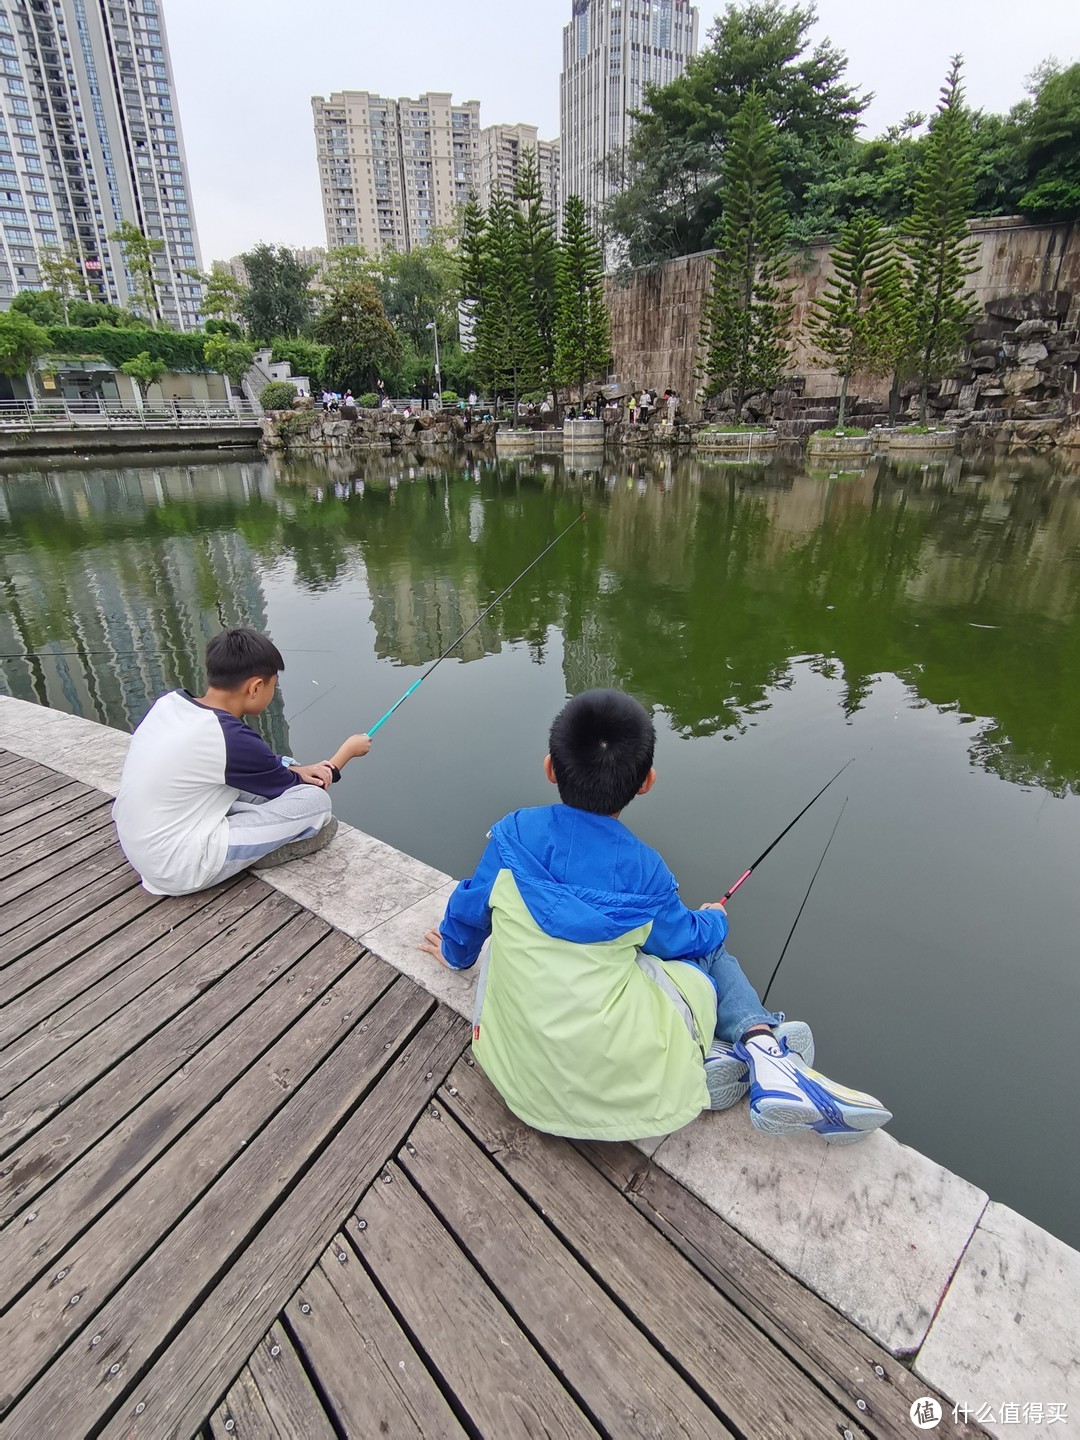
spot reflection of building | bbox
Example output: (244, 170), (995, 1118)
(0, 0), (203, 328)
(312, 90), (481, 254)
(0, 460), (288, 751)
(366, 568), (500, 667)
(560, 0), (698, 223)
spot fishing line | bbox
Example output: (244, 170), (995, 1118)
(366, 510), (587, 738)
(722, 757), (854, 903)
(762, 796), (849, 1007)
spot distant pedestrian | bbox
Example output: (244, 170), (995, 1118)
(628, 394), (637, 424)
(666, 391), (678, 425)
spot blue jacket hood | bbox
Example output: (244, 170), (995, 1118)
(489, 805), (678, 943)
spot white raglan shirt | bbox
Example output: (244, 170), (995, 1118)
(112, 690), (300, 895)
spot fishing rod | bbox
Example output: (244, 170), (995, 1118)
(722, 757), (854, 903)
(762, 796), (849, 1006)
(366, 510), (587, 739)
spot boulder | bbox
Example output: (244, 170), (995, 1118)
(970, 340), (1002, 360)
(985, 291), (1071, 322)
(1045, 329), (1079, 352)
(971, 356), (999, 372)
(1018, 341), (1049, 366)
(1003, 369), (1042, 394)
(1014, 319), (1055, 340)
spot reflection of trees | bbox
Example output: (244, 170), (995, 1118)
(3, 449), (1080, 794)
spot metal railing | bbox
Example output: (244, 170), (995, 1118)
(0, 398), (262, 430)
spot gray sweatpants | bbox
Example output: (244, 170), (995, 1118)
(208, 784), (332, 885)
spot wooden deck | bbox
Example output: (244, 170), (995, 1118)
(0, 749), (984, 1440)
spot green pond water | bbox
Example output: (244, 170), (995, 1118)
(2, 445), (1079, 1249)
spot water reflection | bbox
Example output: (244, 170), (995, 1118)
(2, 448), (1080, 793)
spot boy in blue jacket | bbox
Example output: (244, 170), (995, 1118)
(422, 689), (890, 1145)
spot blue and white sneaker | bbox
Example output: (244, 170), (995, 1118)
(705, 1021), (815, 1111)
(736, 1032), (892, 1142)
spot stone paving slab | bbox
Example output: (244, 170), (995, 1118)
(654, 1110), (988, 1356)
(914, 1202), (1080, 1438)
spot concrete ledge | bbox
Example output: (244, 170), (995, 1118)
(0, 425), (262, 457)
(889, 430), (960, 453)
(2, 693), (1076, 1406)
(807, 433), (873, 459)
(694, 430), (780, 454)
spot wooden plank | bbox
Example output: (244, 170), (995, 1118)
(397, 1106), (732, 1440)
(0, 765), (74, 816)
(1, 929), (384, 1298)
(0, 904), (332, 1232)
(0, 788), (109, 861)
(0, 878), (281, 1115)
(579, 1140), (989, 1440)
(0, 882), (229, 1036)
(1, 989), (458, 1437)
(0, 866), (140, 973)
(0, 804), (116, 884)
(349, 1162), (598, 1437)
(92, 1007), (467, 1440)
(245, 1324), (336, 1440)
(285, 1245), (465, 1439)
(0, 847), (131, 940)
(0, 827), (128, 925)
(0, 779), (94, 838)
(209, 1369), (282, 1440)
(440, 1063), (866, 1440)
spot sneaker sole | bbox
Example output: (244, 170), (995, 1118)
(749, 1098), (826, 1135)
(816, 1108), (893, 1144)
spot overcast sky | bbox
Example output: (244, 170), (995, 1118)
(166, 0), (1080, 263)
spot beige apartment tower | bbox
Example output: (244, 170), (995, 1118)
(479, 124), (560, 224)
(560, 0), (698, 223)
(0, 0), (203, 328)
(312, 91), (481, 255)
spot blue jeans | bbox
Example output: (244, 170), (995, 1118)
(698, 944), (782, 1045)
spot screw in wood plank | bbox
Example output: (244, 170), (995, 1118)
(225, 1419), (236, 1433)
(336, 1249), (348, 1264)
(300, 1302), (311, 1315)
(382, 1171), (392, 1184)
(69, 1293), (81, 1306)
(425, 1071), (433, 1080)
(405, 1143), (416, 1156)
(465, 1056), (474, 1066)
(90, 1334), (102, 1347)
(856, 1399), (868, 1412)
(134, 1403), (146, 1416)
(356, 1219), (368, 1230)
(430, 1106), (441, 1119)
(873, 1364), (886, 1378)
(270, 1345), (281, 1357)
(108, 1363), (121, 1375)
(23, 1211), (37, 1224)
(55, 1268), (68, 1280)
(842, 1431), (855, 1440)
(448, 1086), (458, 1096)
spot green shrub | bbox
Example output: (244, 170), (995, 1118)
(440, 389), (458, 405)
(44, 325), (209, 371)
(260, 380), (299, 410)
(358, 392), (379, 408)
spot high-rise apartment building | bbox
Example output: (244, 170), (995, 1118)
(560, 0), (698, 222)
(0, 0), (203, 329)
(479, 124), (560, 224)
(312, 91), (481, 255)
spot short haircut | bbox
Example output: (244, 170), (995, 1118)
(205, 628), (284, 691)
(548, 690), (656, 815)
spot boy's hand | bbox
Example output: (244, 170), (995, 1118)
(290, 761), (335, 788)
(346, 733), (371, 759)
(419, 927), (451, 966)
(701, 901), (728, 914)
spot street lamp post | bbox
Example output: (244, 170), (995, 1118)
(426, 320), (442, 410)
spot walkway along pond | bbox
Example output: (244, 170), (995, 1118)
(1, 445), (1079, 1258)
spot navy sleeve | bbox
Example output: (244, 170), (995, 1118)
(645, 878), (729, 961)
(219, 713), (300, 799)
(440, 836), (502, 970)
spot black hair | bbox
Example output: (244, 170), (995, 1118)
(205, 628), (284, 691)
(548, 689), (656, 815)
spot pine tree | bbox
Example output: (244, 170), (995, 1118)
(513, 151), (559, 399)
(458, 196), (487, 355)
(472, 192), (542, 416)
(806, 211), (892, 427)
(554, 196), (611, 406)
(905, 57), (980, 422)
(865, 247), (918, 424)
(699, 90), (793, 422)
